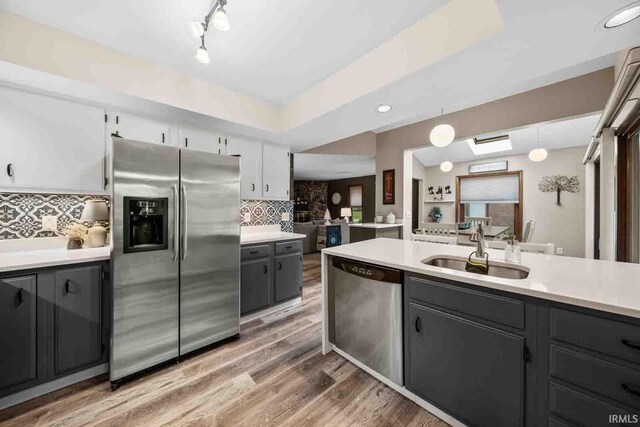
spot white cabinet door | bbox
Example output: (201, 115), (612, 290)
(112, 113), (170, 145)
(0, 86), (106, 193)
(262, 144), (290, 201)
(226, 137), (262, 200)
(179, 126), (221, 153)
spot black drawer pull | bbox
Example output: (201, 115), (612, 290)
(263, 265), (268, 274)
(251, 183), (255, 192)
(64, 279), (71, 294)
(278, 262), (282, 271)
(249, 250), (259, 255)
(285, 245), (292, 249)
(7, 163), (14, 177)
(265, 184), (269, 192)
(16, 288), (24, 305)
(622, 339), (640, 351)
(415, 317), (421, 333)
(622, 383), (640, 398)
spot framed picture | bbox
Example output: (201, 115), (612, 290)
(469, 160), (508, 174)
(383, 169), (395, 205)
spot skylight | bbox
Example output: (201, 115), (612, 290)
(466, 135), (513, 155)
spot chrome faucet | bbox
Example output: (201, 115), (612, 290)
(469, 222), (487, 258)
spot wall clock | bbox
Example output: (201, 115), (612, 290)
(331, 192), (342, 205)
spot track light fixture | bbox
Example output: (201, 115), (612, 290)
(188, 0), (230, 63)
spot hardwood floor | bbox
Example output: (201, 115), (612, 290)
(0, 253), (448, 426)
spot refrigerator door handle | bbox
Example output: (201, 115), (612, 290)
(172, 184), (179, 262)
(181, 184), (188, 261)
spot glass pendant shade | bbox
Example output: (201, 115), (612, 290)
(188, 21), (205, 39)
(440, 161), (453, 172)
(430, 124), (455, 147)
(212, 7), (230, 31)
(528, 148), (548, 162)
(195, 46), (210, 64)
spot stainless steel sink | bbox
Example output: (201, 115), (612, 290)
(422, 255), (530, 280)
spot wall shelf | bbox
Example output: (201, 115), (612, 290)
(424, 200), (455, 203)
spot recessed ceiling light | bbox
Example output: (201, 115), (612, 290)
(604, 2), (640, 28)
(377, 104), (392, 113)
(466, 135), (512, 155)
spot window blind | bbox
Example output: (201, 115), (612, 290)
(459, 174), (519, 203)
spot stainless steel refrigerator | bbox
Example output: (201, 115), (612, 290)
(110, 138), (240, 387)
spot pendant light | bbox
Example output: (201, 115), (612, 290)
(195, 37), (210, 64)
(212, 6), (230, 31)
(188, 0), (231, 63)
(430, 107), (455, 148)
(440, 159), (453, 172)
(529, 127), (548, 162)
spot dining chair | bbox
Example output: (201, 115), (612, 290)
(522, 220), (536, 243)
(465, 216), (492, 227)
(412, 234), (457, 245)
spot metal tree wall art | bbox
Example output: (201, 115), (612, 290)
(538, 175), (579, 206)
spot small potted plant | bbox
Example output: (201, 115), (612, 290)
(428, 206), (443, 223)
(65, 223), (87, 250)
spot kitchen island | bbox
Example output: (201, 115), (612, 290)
(322, 238), (640, 427)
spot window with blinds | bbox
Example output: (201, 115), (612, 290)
(459, 174), (520, 204)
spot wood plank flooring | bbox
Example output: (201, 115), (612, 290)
(0, 253), (448, 426)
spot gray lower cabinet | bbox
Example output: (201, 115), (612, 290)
(241, 240), (303, 315)
(406, 301), (525, 427)
(54, 266), (103, 375)
(241, 258), (271, 314)
(0, 262), (108, 399)
(405, 272), (640, 427)
(274, 253), (302, 303)
(0, 275), (37, 392)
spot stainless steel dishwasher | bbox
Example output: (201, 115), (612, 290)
(330, 256), (403, 385)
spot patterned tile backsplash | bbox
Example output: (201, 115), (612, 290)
(241, 200), (293, 232)
(0, 193), (110, 240)
(0, 194), (291, 240)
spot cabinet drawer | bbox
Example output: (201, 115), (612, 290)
(407, 275), (525, 330)
(550, 345), (640, 409)
(550, 308), (640, 364)
(275, 240), (302, 255)
(549, 382), (638, 427)
(241, 244), (273, 261)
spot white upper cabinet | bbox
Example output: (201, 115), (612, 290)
(110, 113), (170, 145)
(226, 137), (262, 200)
(0, 86), (106, 193)
(179, 126), (221, 153)
(262, 144), (291, 201)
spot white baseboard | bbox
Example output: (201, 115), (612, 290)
(0, 363), (109, 411)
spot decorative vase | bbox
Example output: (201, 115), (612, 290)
(67, 237), (84, 250)
(386, 212), (396, 224)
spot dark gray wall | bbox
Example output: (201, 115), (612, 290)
(327, 175), (376, 223)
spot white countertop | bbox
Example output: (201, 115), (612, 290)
(348, 223), (402, 229)
(0, 244), (110, 273)
(322, 238), (640, 319)
(241, 225), (306, 245)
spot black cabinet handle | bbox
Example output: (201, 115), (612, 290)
(622, 383), (640, 398)
(64, 279), (71, 294)
(265, 184), (269, 192)
(251, 183), (255, 192)
(622, 339), (640, 351)
(278, 262), (282, 270)
(185, 137), (188, 147)
(415, 317), (421, 332)
(162, 132), (165, 143)
(249, 250), (258, 255)
(7, 163), (14, 177)
(285, 245), (292, 249)
(16, 288), (24, 305)
(263, 265), (268, 274)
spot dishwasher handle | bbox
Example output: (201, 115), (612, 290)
(332, 257), (401, 284)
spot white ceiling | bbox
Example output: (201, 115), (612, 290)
(0, 0), (639, 151)
(0, 0), (446, 105)
(293, 154), (375, 181)
(412, 113), (600, 167)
